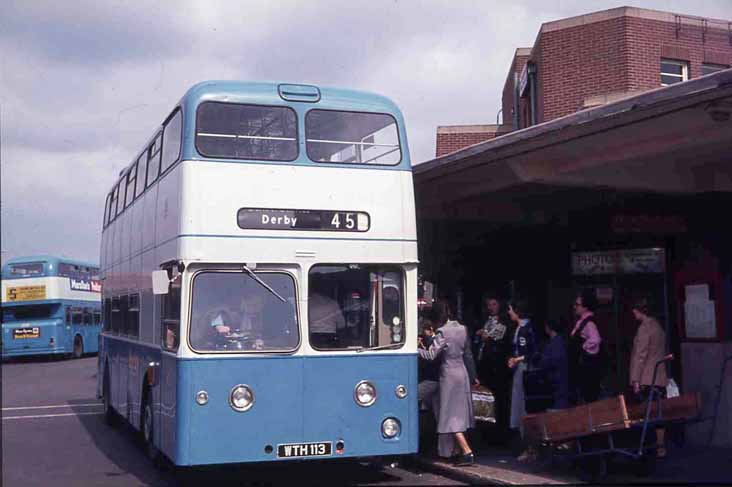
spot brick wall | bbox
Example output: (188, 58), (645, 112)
(435, 126), (511, 157)
(439, 8), (732, 155)
(538, 17), (631, 122)
(625, 16), (731, 91)
(535, 14), (731, 123)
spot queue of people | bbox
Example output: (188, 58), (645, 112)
(417, 290), (670, 465)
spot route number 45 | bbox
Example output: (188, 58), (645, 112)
(331, 212), (356, 230)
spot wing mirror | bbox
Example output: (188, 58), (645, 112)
(152, 270), (171, 295)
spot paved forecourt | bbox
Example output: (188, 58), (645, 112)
(1, 357), (460, 486)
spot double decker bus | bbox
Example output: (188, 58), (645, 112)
(97, 81), (418, 467)
(2, 256), (102, 359)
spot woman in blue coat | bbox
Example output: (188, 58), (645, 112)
(506, 299), (538, 461)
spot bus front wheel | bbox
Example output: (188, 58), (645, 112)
(73, 336), (84, 359)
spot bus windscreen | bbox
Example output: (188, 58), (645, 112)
(189, 271), (299, 353)
(9, 262), (44, 276)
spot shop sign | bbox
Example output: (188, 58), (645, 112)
(684, 284), (717, 339)
(611, 214), (687, 234)
(571, 248), (665, 275)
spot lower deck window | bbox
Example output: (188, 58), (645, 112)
(189, 271), (299, 353)
(2, 304), (58, 321)
(308, 265), (404, 350)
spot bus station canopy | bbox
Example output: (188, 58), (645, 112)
(415, 69), (732, 222)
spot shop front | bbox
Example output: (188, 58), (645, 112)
(414, 70), (732, 446)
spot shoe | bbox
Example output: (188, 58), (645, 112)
(555, 442), (571, 452)
(454, 452), (475, 466)
(517, 448), (537, 463)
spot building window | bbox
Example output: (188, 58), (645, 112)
(701, 63), (729, 76)
(661, 59), (689, 86)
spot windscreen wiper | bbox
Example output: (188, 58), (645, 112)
(356, 342), (403, 353)
(241, 265), (287, 303)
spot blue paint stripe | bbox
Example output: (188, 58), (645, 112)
(105, 234), (416, 268)
(185, 156), (414, 172)
(176, 233), (417, 243)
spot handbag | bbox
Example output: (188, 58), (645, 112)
(472, 385), (496, 423)
(666, 378), (680, 398)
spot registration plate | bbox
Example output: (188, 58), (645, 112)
(277, 441), (332, 458)
(13, 327), (40, 339)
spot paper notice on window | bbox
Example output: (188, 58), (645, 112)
(685, 284), (709, 302)
(684, 300), (716, 339)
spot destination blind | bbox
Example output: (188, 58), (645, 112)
(237, 208), (370, 232)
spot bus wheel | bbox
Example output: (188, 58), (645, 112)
(73, 336), (84, 359)
(102, 368), (118, 427)
(142, 390), (161, 464)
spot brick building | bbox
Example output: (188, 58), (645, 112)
(436, 6), (732, 156)
(416, 6), (732, 448)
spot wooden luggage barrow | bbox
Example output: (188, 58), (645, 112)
(522, 355), (703, 480)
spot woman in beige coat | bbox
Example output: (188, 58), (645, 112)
(629, 297), (668, 457)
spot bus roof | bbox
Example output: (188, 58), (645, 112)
(179, 81), (405, 116)
(106, 80), (412, 197)
(1, 255), (98, 278)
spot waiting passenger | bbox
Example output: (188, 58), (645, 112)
(514, 320), (569, 411)
(506, 299), (537, 462)
(570, 289), (605, 404)
(629, 297), (668, 458)
(418, 321), (440, 415)
(419, 300), (478, 466)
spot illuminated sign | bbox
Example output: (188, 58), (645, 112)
(70, 279), (102, 293)
(237, 208), (370, 232)
(5, 285), (46, 302)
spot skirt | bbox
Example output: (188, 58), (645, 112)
(510, 362), (527, 431)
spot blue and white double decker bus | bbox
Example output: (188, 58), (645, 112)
(2, 256), (102, 359)
(97, 81), (418, 467)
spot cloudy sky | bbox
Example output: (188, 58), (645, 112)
(1, 0), (730, 263)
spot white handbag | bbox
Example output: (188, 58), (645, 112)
(666, 378), (680, 398)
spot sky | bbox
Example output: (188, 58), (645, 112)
(1, 0), (730, 263)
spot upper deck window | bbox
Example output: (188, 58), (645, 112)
(196, 102), (298, 162)
(9, 262), (44, 276)
(161, 109), (182, 173)
(189, 270), (299, 353)
(306, 110), (401, 165)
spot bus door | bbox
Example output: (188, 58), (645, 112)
(158, 272), (181, 458)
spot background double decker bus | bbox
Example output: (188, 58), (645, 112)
(1, 255), (101, 359)
(97, 81), (418, 467)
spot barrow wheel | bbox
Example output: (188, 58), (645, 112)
(636, 451), (657, 477)
(578, 454), (608, 482)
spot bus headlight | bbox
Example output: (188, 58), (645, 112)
(354, 381), (376, 407)
(229, 384), (255, 412)
(381, 418), (401, 438)
(196, 390), (209, 406)
(395, 385), (407, 399)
